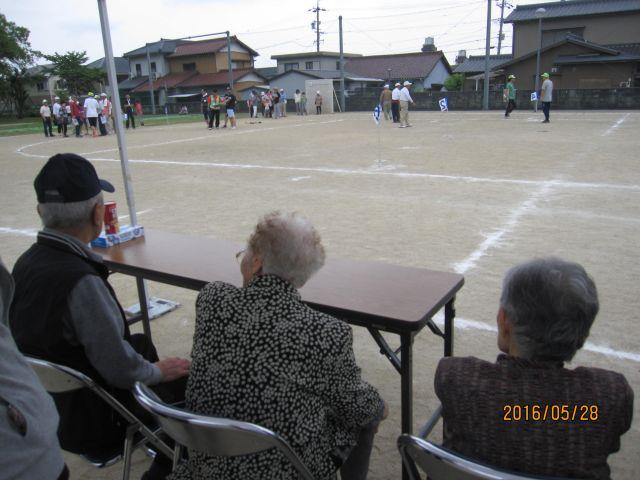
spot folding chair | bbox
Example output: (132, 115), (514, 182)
(398, 406), (570, 480)
(133, 381), (315, 480)
(26, 357), (172, 480)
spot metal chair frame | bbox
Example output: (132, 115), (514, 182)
(133, 381), (315, 480)
(26, 357), (172, 480)
(398, 406), (571, 480)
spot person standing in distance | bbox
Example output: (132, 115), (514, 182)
(314, 91), (323, 114)
(379, 84), (392, 121)
(540, 73), (553, 123)
(52, 96), (62, 135)
(504, 75), (517, 118)
(223, 86), (237, 129)
(40, 100), (54, 138)
(123, 94), (136, 129)
(83, 92), (100, 138)
(391, 82), (401, 123)
(398, 81), (414, 128)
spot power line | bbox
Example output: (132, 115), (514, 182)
(347, 0), (485, 21)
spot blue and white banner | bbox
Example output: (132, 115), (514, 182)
(439, 98), (448, 112)
(373, 104), (381, 125)
(530, 92), (538, 101)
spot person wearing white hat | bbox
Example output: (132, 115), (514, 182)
(52, 96), (62, 135)
(40, 100), (53, 138)
(379, 84), (392, 121)
(391, 82), (401, 123)
(399, 81), (414, 128)
(83, 92), (100, 138)
(315, 90), (323, 114)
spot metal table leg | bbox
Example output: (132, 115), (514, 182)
(135, 277), (152, 340)
(444, 296), (456, 357)
(400, 332), (414, 480)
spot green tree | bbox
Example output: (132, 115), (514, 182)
(0, 14), (37, 76)
(7, 68), (39, 118)
(444, 73), (465, 92)
(0, 14), (39, 117)
(44, 51), (104, 95)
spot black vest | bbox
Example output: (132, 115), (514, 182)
(10, 232), (133, 453)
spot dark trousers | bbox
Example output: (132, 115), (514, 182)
(42, 118), (53, 137)
(125, 110), (136, 129)
(208, 109), (220, 128)
(98, 115), (108, 135)
(505, 99), (516, 116)
(59, 120), (68, 136)
(332, 418), (379, 480)
(542, 101), (551, 121)
(391, 101), (400, 122)
(56, 117), (63, 134)
(316, 105), (321, 114)
(74, 117), (82, 137)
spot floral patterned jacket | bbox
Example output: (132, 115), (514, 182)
(170, 274), (384, 480)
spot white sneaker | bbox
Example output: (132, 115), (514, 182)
(231, 126), (236, 129)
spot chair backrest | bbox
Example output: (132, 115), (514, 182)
(25, 356), (94, 393)
(398, 434), (569, 480)
(133, 382), (315, 480)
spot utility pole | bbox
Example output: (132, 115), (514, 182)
(146, 44), (156, 114)
(496, 0), (512, 55)
(483, 0), (492, 111)
(309, 1), (326, 52)
(339, 15), (345, 112)
(226, 31), (233, 90)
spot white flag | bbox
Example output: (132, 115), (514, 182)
(373, 104), (381, 125)
(439, 98), (448, 112)
(530, 92), (538, 101)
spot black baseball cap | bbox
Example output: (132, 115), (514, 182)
(34, 153), (115, 203)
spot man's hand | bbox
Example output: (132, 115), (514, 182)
(155, 357), (191, 382)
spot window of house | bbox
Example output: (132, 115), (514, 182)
(305, 61), (314, 70)
(135, 64), (142, 76)
(183, 63), (196, 71)
(336, 61), (341, 70)
(150, 62), (156, 73)
(36, 82), (45, 91)
(284, 62), (299, 71)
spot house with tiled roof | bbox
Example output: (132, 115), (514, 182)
(495, 0), (640, 89)
(120, 35), (264, 105)
(344, 50), (452, 90)
(506, 0), (640, 58)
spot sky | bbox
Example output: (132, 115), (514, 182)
(2, 0), (561, 68)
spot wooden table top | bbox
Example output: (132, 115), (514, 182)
(94, 229), (464, 333)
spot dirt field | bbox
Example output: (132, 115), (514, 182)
(1, 109), (638, 479)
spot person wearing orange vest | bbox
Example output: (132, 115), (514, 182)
(208, 89), (223, 130)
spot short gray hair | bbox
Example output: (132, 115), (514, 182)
(247, 211), (325, 288)
(38, 192), (103, 230)
(500, 257), (599, 362)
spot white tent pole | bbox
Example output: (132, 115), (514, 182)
(97, 0), (138, 226)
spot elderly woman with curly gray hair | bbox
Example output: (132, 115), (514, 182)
(173, 211), (387, 480)
(435, 257), (633, 479)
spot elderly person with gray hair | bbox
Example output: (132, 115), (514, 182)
(174, 211), (387, 480)
(10, 153), (190, 480)
(435, 257), (633, 479)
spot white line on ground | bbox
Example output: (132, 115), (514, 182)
(18, 151), (640, 193)
(0, 227), (37, 237)
(432, 314), (640, 363)
(118, 209), (153, 221)
(290, 176), (311, 182)
(452, 183), (553, 274)
(602, 113), (630, 136)
(69, 119), (346, 157)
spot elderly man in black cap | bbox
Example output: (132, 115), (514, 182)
(10, 153), (190, 480)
